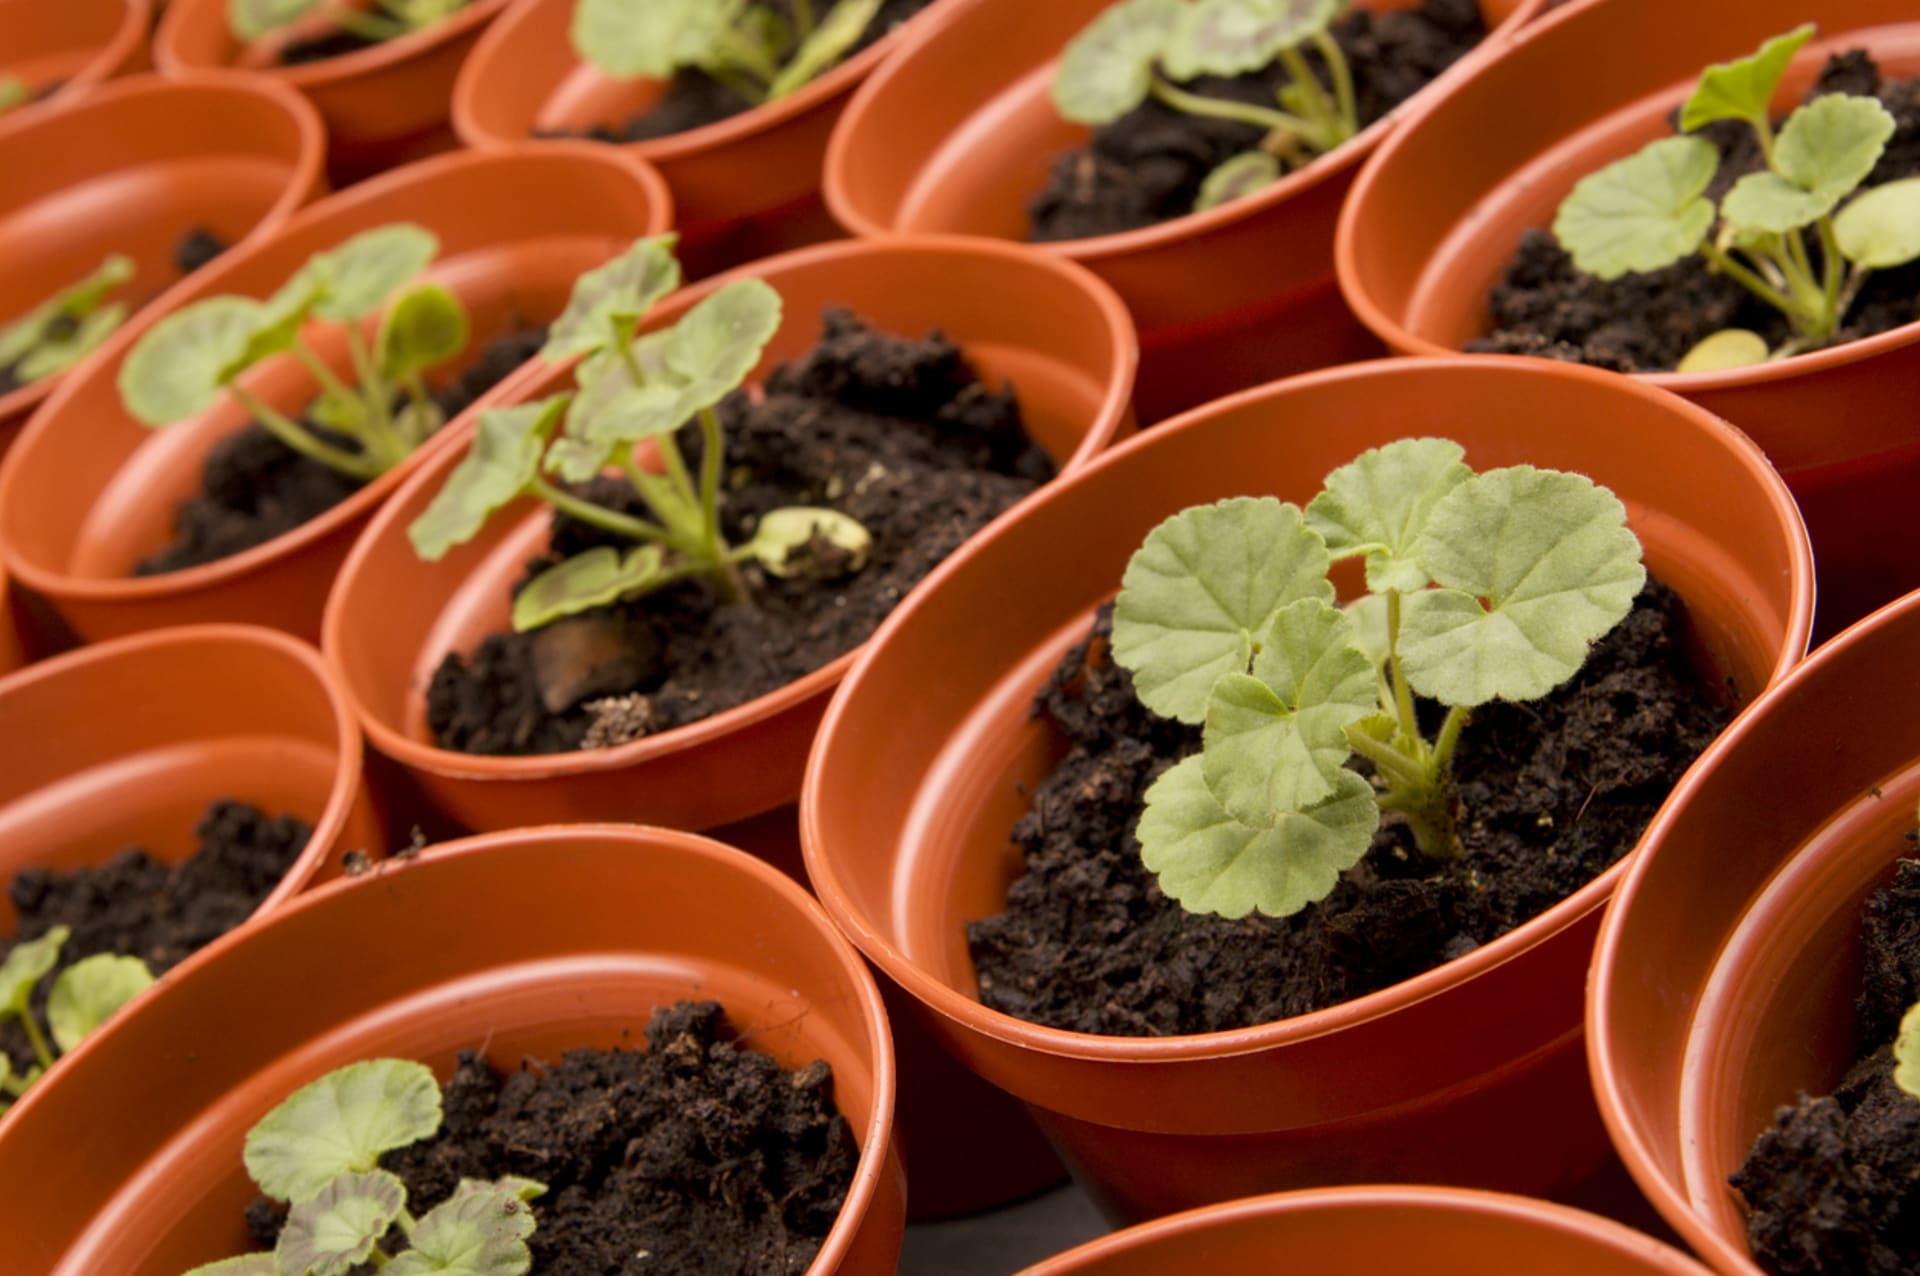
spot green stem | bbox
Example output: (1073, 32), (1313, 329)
(1345, 727), (1431, 791)
(290, 338), (358, 407)
(1817, 216), (1846, 315)
(1276, 46), (1340, 149)
(1750, 116), (1776, 167)
(230, 385), (383, 479)
(324, 3), (408, 41)
(1376, 781), (1462, 862)
(1149, 75), (1309, 136)
(401, 374), (439, 445)
(1700, 243), (1798, 322)
(529, 477), (677, 547)
(19, 1012), (54, 1073)
(658, 435), (702, 518)
(792, 0), (814, 38)
(716, 24), (780, 86)
(1384, 590), (1423, 756)
(697, 406), (726, 559)
(1311, 31), (1358, 138)
(1431, 704), (1471, 778)
(343, 326), (410, 467)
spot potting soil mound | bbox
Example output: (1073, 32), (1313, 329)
(135, 327), (546, 575)
(0, 800), (311, 1073)
(1733, 856), (1920, 1276)
(556, 0), (934, 144)
(1027, 0), (1484, 242)
(278, 29), (382, 66)
(1473, 52), (1920, 372)
(427, 307), (1055, 756)
(968, 581), (1731, 1034)
(243, 1001), (859, 1276)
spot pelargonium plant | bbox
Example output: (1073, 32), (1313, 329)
(0, 256), (135, 388)
(228, 0), (471, 45)
(1554, 24), (1920, 372)
(0, 926), (153, 1110)
(1112, 438), (1644, 917)
(571, 0), (888, 105)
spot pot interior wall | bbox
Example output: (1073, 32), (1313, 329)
(0, 0), (139, 92)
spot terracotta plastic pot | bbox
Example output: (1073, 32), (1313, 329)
(0, 72), (325, 460)
(0, 144), (672, 648)
(1021, 1186), (1714, 1274)
(0, 824), (903, 1276)
(1336, 0), (1920, 638)
(822, 0), (1548, 423)
(154, 0), (512, 184)
(451, 0), (954, 278)
(801, 356), (1813, 1224)
(0, 559), (25, 677)
(0, 0), (152, 112)
(1589, 589), (1920, 1274)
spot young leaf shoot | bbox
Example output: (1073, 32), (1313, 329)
(1554, 24), (1920, 367)
(1112, 438), (1644, 919)
(572, 0), (888, 105)
(0, 74), (31, 114)
(1052, 0), (1359, 212)
(229, 0), (471, 45)
(0, 256), (136, 387)
(119, 223), (468, 483)
(0, 927), (155, 1111)
(408, 235), (875, 635)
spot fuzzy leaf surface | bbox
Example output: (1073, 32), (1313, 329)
(1052, 0), (1182, 124)
(1721, 170), (1834, 233)
(309, 224), (438, 322)
(1195, 151), (1281, 210)
(1774, 94), (1895, 202)
(768, 0), (885, 98)
(571, 0), (744, 79)
(0, 926), (66, 1016)
(385, 1183), (539, 1275)
(1553, 136), (1719, 279)
(409, 395), (569, 560)
(1306, 437), (1471, 592)
(1834, 177), (1920, 268)
(118, 297), (265, 426)
(659, 277), (782, 411)
(1164, 0), (1342, 79)
(747, 506), (872, 578)
(378, 284), (470, 383)
(1111, 497), (1333, 724)
(1679, 24), (1814, 132)
(540, 236), (682, 361)
(512, 545), (667, 631)
(244, 1059), (442, 1203)
(276, 1169), (408, 1276)
(47, 954), (153, 1054)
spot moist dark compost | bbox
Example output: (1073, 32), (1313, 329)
(553, 0), (933, 143)
(1473, 52), (1920, 372)
(1027, 0), (1485, 242)
(968, 581), (1731, 1035)
(277, 29), (382, 66)
(136, 326), (545, 575)
(243, 1001), (859, 1276)
(427, 308), (1054, 757)
(0, 800), (310, 1073)
(1733, 857), (1920, 1276)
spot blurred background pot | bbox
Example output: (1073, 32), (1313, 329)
(0, 0), (152, 114)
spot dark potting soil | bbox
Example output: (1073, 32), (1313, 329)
(1472, 52), (1920, 373)
(427, 308), (1053, 757)
(134, 326), (546, 576)
(553, 0), (934, 144)
(0, 800), (310, 1074)
(1027, 0), (1485, 242)
(967, 581), (1732, 1035)
(242, 1001), (858, 1276)
(277, 28), (382, 66)
(1732, 857), (1920, 1275)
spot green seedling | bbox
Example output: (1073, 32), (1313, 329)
(572, 0), (887, 105)
(1052, 0), (1359, 211)
(186, 1058), (545, 1276)
(120, 223), (470, 482)
(228, 0), (470, 44)
(0, 926), (154, 1111)
(1554, 24), (1920, 369)
(0, 74), (31, 114)
(0, 256), (136, 387)
(408, 235), (872, 633)
(1112, 437), (1644, 919)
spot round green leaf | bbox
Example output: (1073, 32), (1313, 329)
(1679, 24), (1815, 132)
(309, 224), (439, 322)
(747, 507), (873, 579)
(378, 284), (471, 383)
(243, 1059), (443, 1204)
(0, 926), (67, 1017)
(1553, 136), (1719, 280)
(118, 296), (266, 427)
(512, 545), (667, 632)
(661, 277), (783, 410)
(1138, 756), (1378, 919)
(386, 1182), (540, 1276)
(1052, 0), (1182, 125)
(229, 0), (318, 40)
(1111, 497), (1334, 724)
(1894, 1001), (1920, 1099)
(1401, 466), (1645, 707)
(276, 1169), (408, 1276)
(540, 236), (683, 361)
(47, 953), (154, 1054)
(1677, 328), (1770, 373)
(1165, 0), (1343, 80)
(577, 381), (696, 448)
(1721, 170), (1834, 234)
(571, 0), (743, 79)
(1835, 177), (1920, 269)
(1306, 437), (1471, 594)
(1774, 93), (1894, 203)
(1195, 151), (1281, 211)
(408, 395), (570, 561)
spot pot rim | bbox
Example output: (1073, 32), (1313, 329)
(800, 353), (1814, 1066)
(320, 231), (1138, 785)
(154, 0), (514, 88)
(822, 0), (1547, 262)
(25, 0), (155, 104)
(0, 142), (673, 604)
(0, 70), (327, 433)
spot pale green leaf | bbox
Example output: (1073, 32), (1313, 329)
(120, 296), (267, 425)
(226, 273), (322, 382)
(571, 0), (746, 80)
(1400, 467), (1645, 707)
(1677, 328), (1770, 373)
(1344, 593), (1389, 668)
(452, 1176), (547, 1204)
(229, 0), (318, 41)
(309, 224), (439, 323)
(47, 954), (154, 1054)
(1165, 0), (1343, 79)
(1721, 170), (1833, 234)
(378, 284), (470, 383)
(1834, 178), (1920, 269)
(1306, 437), (1471, 593)
(576, 381), (696, 448)
(0, 254), (135, 372)
(0, 74), (30, 113)
(384, 0), (469, 28)
(386, 1183), (540, 1275)
(409, 395), (569, 561)
(243, 1059), (442, 1203)
(512, 545), (667, 632)
(1051, 0), (1182, 125)
(13, 301), (129, 383)
(747, 507), (872, 579)
(543, 435), (617, 484)
(768, 0), (884, 99)
(182, 1256), (280, 1276)
(1894, 1001), (1920, 1100)
(1111, 497), (1334, 724)
(275, 1170), (408, 1276)
(659, 277), (782, 412)
(1553, 136), (1719, 280)
(1774, 94), (1895, 203)
(1679, 24), (1815, 133)
(540, 236), (682, 361)
(310, 389), (370, 435)
(1195, 151), (1281, 211)
(0, 926), (67, 1017)
(1137, 756), (1378, 918)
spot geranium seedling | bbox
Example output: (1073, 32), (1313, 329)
(119, 223), (470, 482)
(1113, 438), (1644, 918)
(1052, 0), (1360, 211)
(0, 255), (136, 387)
(228, 0), (470, 44)
(571, 0), (887, 105)
(0, 926), (154, 1110)
(0, 74), (30, 114)
(408, 234), (873, 632)
(1554, 24), (1920, 369)
(186, 1058), (546, 1276)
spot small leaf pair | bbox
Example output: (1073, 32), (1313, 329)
(571, 0), (885, 105)
(0, 927), (155, 1107)
(0, 256), (135, 387)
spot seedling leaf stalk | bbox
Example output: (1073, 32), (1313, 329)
(0, 926), (154, 1111)
(571, 0), (888, 105)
